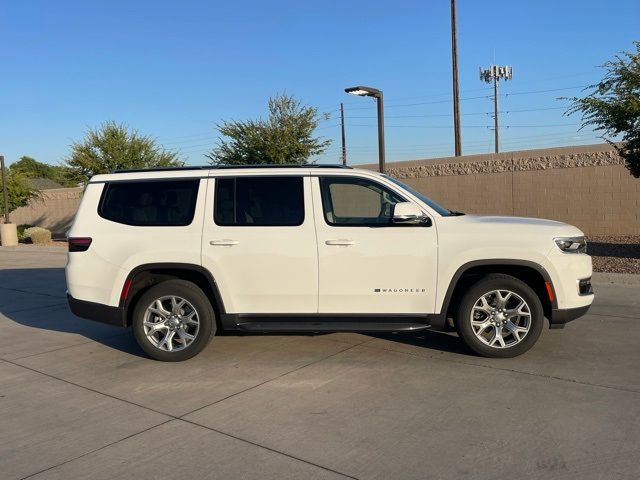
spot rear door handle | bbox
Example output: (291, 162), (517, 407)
(325, 239), (356, 246)
(210, 239), (239, 246)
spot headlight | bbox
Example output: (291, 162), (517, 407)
(554, 236), (587, 253)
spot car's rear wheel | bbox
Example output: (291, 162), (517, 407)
(132, 280), (216, 361)
(455, 274), (544, 358)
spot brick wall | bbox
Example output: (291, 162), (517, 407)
(361, 143), (640, 235)
(11, 187), (83, 237)
(8, 144), (640, 237)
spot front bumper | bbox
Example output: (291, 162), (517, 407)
(549, 304), (591, 329)
(67, 293), (127, 327)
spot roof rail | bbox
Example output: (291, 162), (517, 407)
(112, 164), (353, 173)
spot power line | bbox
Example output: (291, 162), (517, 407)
(337, 84), (588, 112)
(313, 135), (604, 163)
(345, 106), (567, 119)
(319, 130), (600, 151)
(343, 123), (580, 129)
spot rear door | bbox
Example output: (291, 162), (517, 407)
(201, 174), (318, 314)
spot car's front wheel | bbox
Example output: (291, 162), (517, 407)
(455, 274), (544, 358)
(132, 280), (216, 361)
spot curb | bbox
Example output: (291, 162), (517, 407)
(0, 245), (67, 253)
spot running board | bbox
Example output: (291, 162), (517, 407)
(233, 318), (432, 333)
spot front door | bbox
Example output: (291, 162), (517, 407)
(201, 174), (318, 314)
(313, 174), (437, 314)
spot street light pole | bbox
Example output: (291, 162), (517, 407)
(344, 85), (386, 174)
(375, 91), (385, 174)
(340, 103), (347, 166)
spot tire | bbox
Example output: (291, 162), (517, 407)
(455, 274), (544, 358)
(132, 279), (216, 361)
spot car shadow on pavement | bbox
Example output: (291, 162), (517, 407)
(0, 268), (144, 358)
(0, 267), (472, 359)
(370, 330), (472, 355)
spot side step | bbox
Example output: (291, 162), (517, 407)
(233, 316), (432, 333)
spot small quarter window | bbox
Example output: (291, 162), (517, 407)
(214, 176), (304, 226)
(98, 179), (200, 226)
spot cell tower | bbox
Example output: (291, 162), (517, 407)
(480, 65), (513, 153)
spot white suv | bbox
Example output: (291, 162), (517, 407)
(66, 165), (594, 361)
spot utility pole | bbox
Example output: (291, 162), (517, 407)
(1, 156), (8, 223)
(480, 65), (513, 153)
(340, 103), (347, 166)
(451, 0), (462, 156)
(492, 75), (499, 153)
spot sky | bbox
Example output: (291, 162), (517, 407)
(1, 0), (638, 167)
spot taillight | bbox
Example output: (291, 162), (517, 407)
(68, 237), (92, 252)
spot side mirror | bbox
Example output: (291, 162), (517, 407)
(392, 202), (430, 225)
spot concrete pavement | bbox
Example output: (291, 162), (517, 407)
(1, 247), (639, 479)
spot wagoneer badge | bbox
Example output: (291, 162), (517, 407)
(374, 288), (426, 293)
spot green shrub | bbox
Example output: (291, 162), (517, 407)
(23, 226), (52, 244)
(17, 224), (35, 240)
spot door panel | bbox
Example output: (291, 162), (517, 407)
(313, 175), (437, 314)
(201, 175), (318, 314)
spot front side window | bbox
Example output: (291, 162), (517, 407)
(214, 176), (304, 226)
(98, 179), (200, 226)
(382, 174), (452, 216)
(319, 176), (405, 226)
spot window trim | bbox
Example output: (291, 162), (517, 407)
(213, 175), (306, 227)
(97, 178), (200, 227)
(318, 175), (418, 228)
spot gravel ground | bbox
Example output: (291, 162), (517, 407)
(588, 235), (640, 274)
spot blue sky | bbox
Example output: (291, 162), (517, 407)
(2, 0), (638, 167)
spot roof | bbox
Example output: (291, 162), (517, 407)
(112, 164), (353, 174)
(28, 177), (64, 190)
(91, 164), (375, 184)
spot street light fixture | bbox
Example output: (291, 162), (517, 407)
(345, 85), (386, 173)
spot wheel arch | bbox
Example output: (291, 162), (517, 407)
(120, 263), (226, 327)
(435, 260), (557, 329)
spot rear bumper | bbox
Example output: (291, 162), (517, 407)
(549, 303), (591, 329)
(67, 293), (127, 327)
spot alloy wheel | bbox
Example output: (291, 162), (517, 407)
(142, 295), (200, 352)
(469, 289), (531, 348)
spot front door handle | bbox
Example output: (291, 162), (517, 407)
(325, 239), (356, 246)
(210, 239), (239, 246)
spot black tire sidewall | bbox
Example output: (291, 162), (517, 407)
(456, 275), (544, 358)
(132, 280), (216, 361)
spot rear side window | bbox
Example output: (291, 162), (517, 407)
(214, 176), (304, 226)
(99, 179), (200, 226)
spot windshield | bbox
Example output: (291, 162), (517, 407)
(382, 174), (453, 216)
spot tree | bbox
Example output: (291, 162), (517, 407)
(10, 156), (76, 187)
(207, 94), (331, 165)
(64, 122), (183, 184)
(566, 42), (640, 177)
(0, 170), (38, 214)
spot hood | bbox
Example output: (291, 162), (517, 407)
(459, 215), (568, 228)
(439, 214), (584, 238)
